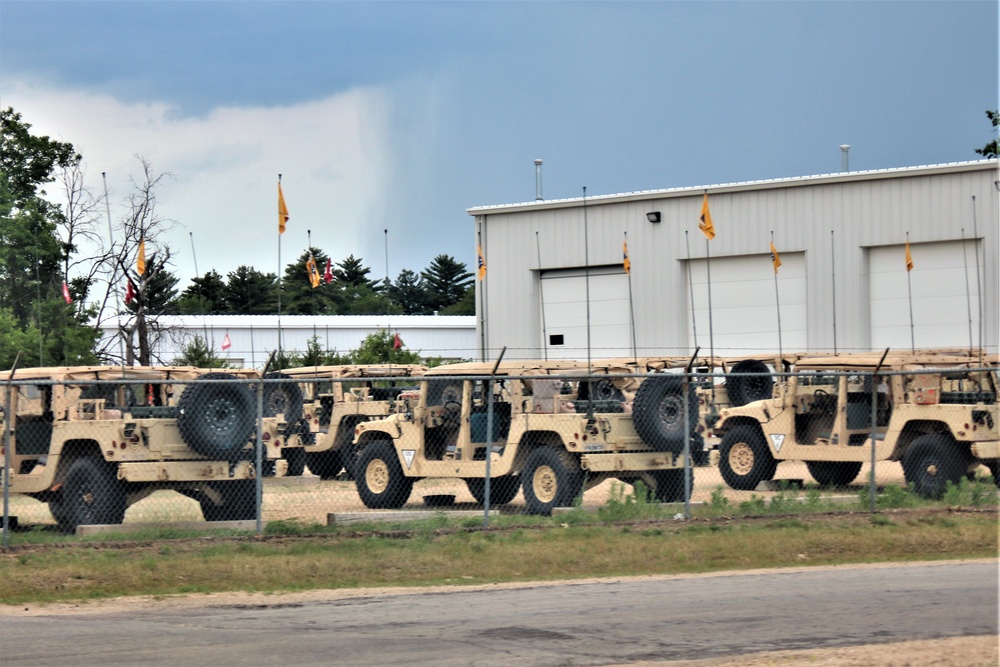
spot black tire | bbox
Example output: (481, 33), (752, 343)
(902, 434), (970, 499)
(726, 359), (774, 407)
(987, 462), (1000, 489)
(718, 425), (777, 490)
(56, 458), (126, 531)
(466, 475), (520, 505)
(355, 441), (413, 509)
(806, 461), (863, 487)
(688, 433), (711, 467)
(284, 447), (306, 477)
(306, 450), (344, 480)
(177, 373), (256, 460)
(589, 379), (625, 402)
(199, 480), (256, 521)
(521, 446), (583, 516)
(647, 467), (694, 503)
(334, 418), (364, 480)
(427, 380), (462, 406)
(262, 372), (303, 422)
(632, 375), (698, 453)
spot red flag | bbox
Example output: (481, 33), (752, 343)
(222, 332), (232, 351)
(125, 280), (135, 305)
(61, 280), (72, 304)
(393, 332), (402, 350)
(323, 258), (333, 284)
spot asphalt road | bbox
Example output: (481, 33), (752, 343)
(2, 561), (996, 666)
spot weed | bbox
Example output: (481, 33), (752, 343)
(708, 486), (730, 512)
(870, 514), (896, 527)
(738, 495), (767, 514)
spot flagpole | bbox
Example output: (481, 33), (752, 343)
(384, 228), (391, 365)
(536, 231), (548, 361)
(102, 171), (125, 364)
(277, 174), (283, 362)
(971, 196), (984, 366)
(830, 230), (838, 355)
(189, 231), (210, 347)
(625, 231), (636, 363)
(771, 231), (783, 363)
(583, 187), (592, 379)
(960, 227), (974, 355)
(906, 231), (915, 353)
(685, 230), (698, 349)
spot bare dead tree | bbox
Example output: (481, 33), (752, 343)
(56, 159), (108, 312)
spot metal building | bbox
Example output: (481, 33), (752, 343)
(469, 160), (998, 361)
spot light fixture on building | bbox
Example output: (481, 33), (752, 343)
(646, 211), (661, 223)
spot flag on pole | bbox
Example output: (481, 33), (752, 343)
(393, 332), (402, 350)
(477, 244), (486, 280)
(278, 181), (289, 234)
(699, 194), (715, 240)
(623, 236), (631, 275)
(125, 279), (135, 305)
(306, 254), (321, 288)
(323, 258), (333, 284)
(221, 332), (232, 351)
(770, 241), (782, 274)
(905, 239), (914, 271)
(61, 280), (72, 304)
(137, 237), (146, 275)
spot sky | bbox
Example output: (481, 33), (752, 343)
(1, 1), (997, 294)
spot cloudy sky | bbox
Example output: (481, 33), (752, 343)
(2, 1), (996, 292)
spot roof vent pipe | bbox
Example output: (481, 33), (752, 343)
(534, 159), (543, 200)
(839, 145), (850, 172)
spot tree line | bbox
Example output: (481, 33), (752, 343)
(0, 107), (473, 369)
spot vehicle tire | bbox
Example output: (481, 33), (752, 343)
(718, 425), (777, 491)
(902, 434), (970, 499)
(632, 375), (697, 454)
(589, 379), (625, 402)
(262, 372), (303, 422)
(306, 450), (344, 480)
(521, 446), (583, 516)
(284, 446), (306, 477)
(177, 373), (256, 460)
(688, 433), (711, 467)
(466, 475), (520, 505)
(726, 359), (774, 407)
(987, 462), (1000, 489)
(355, 441), (413, 509)
(806, 461), (863, 487)
(56, 457), (126, 531)
(334, 418), (364, 480)
(648, 467), (694, 503)
(427, 380), (462, 406)
(199, 480), (256, 521)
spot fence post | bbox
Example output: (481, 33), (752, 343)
(869, 370), (878, 513)
(683, 371), (691, 520)
(256, 376), (264, 534)
(2, 378), (13, 546)
(483, 377), (494, 528)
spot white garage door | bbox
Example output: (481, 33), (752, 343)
(541, 268), (631, 360)
(687, 252), (807, 356)
(869, 240), (982, 350)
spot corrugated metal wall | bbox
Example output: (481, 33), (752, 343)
(472, 162), (998, 361)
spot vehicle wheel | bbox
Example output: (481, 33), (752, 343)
(521, 446), (583, 516)
(355, 441), (413, 509)
(177, 373), (256, 460)
(718, 425), (777, 491)
(632, 375), (698, 453)
(263, 372), (303, 422)
(199, 480), (256, 521)
(427, 380), (462, 406)
(589, 379), (625, 402)
(726, 359), (774, 407)
(806, 461), (863, 487)
(284, 447), (306, 477)
(334, 418), (364, 480)
(306, 450), (344, 480)
(466, 475), (520, 505)
(987, 462), (1000, 489)
(648, 467), (694, 503)
(902, 434), (970, 499)
(687, 433), (710, 467)
(56, 458), (126, 531)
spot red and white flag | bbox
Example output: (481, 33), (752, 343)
(125, 280), (135, 305)
(221, 332), (232, 351)
(61, 280), (72, 304)
(323, 258), (333, 284)
(392, 332), (402, 350)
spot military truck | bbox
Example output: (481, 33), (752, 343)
(351, 360), (700, 515)
(277, 364), (428, 479)
(0, 366), (287, 531)
(711, 353), (999, 497)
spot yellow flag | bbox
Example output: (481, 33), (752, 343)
(905, 239), (914, 272)
(477, 244), (486, 281)
(699, 194), (715, 240)
(278, 181), (289, 234)
(137, 237), (146, 276)
(306, 255), (320, 288)
(623, 237), (631, 275)
(770, 241), (781, 274)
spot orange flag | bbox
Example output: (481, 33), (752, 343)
(477, 244), (486, 280)
(905, 239), (914, 272)
(278, 181), (289, 234)
(137, 237), (146, 275)
(699, 194), (715, 240)
(623, 236), (631, 275)
(770, 241), (781, 274)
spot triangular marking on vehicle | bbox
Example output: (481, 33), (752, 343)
(770, 434), (785, 453)
(403, 450), (415, 469)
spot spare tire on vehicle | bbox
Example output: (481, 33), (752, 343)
(632, 375), (698, 454)
(262, 371), (303, 422)
(726, 359), (774, 407)
(177, 373), (256, 460)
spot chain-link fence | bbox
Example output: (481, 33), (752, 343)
(3, 356), (998, 543)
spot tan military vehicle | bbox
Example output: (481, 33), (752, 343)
(1, 366), (286, 531)
(351, 360), (700, 515)
(277, 364), (428, 479)
(711, 353), (999, 497)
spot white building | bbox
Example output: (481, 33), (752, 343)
(99, 315), (477, 369)
(469, 161), (999, 361)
